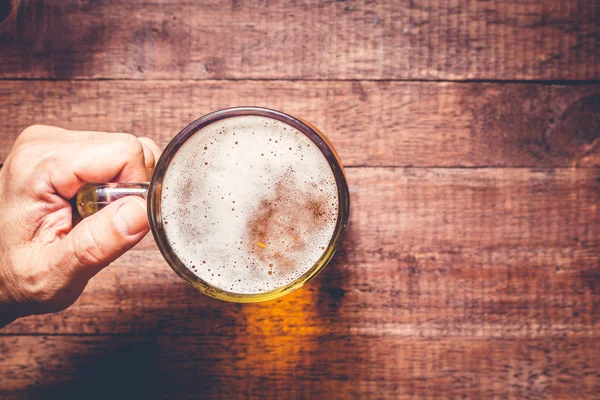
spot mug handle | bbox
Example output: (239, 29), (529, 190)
(76, 183), (149, 218)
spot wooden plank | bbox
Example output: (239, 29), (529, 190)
(4, 168), (598, 336)
(0, 0), (598, 80)
(0, 335), (598, 399)
(1, 81), (599, 167)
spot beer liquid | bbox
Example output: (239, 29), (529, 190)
(161, 115), (339, 294)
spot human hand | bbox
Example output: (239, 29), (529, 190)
(0, 125), (161, 327)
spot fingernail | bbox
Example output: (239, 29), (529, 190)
(113, 197), (149, 236)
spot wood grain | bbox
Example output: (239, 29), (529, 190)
(0, 1), (599, 397)
(0, 0), (598, 80)
(0, 335), (598, 399)
(1, 81), (599, 167)
(3, 168), (598, 336)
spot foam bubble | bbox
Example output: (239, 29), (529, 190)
(161, 115), (339, 294)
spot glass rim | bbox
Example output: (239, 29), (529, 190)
(147, 106), (350, 303)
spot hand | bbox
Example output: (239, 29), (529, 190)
(0, 125), (161, 327)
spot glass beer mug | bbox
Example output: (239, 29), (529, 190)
(77, 107), (349, 302)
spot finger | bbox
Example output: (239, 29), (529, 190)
(50, 132), (149, 199)
(139, 141), (156, 180)
(50, 196), (149, 281)
(138, 137), (162, 163)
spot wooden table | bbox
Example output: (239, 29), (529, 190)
(1, 1), (599, 399)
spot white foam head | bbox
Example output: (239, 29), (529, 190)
(160, 115), (339, 294)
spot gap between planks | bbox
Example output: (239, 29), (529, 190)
(0, 77), (599, 85)
(4, 165), (600, 170)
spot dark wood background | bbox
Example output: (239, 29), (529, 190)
(1, 1), (599, 399)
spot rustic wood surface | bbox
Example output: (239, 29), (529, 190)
(0, 0), (599, 80)
(0, 0), (599, 399)
(1, 336), (598, 399)
(1, 81), (600, 167)
(2, 168), (599, 337)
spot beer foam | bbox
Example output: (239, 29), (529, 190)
(161, 115), (339, 294)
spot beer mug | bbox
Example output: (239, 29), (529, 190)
(77, 107), (350, 302)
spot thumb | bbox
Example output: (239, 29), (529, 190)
(54, 196), (149, 280)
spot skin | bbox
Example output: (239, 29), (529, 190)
(0, 125), (161, 328)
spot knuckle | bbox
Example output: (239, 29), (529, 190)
(116, 133), (147, 179)
(29, 284), (57, 304)
(72, 225), (105, 267)
(122, 133), (145, 156)
(26, 283), (78, 313)
(139, 136), (159, 147)
(113, 133), (146, 167)
(19, 267), (60, 305)
(7, 141), (28, 162)
(10, 249), (83, 314)
(144, 148), (156, 168)
(5, 143), (56, 182)
(17, 125), (61, 144)
(18, 125), (44, 141)
(3, 154), (20, 180)
(4, 148), (31, 180)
